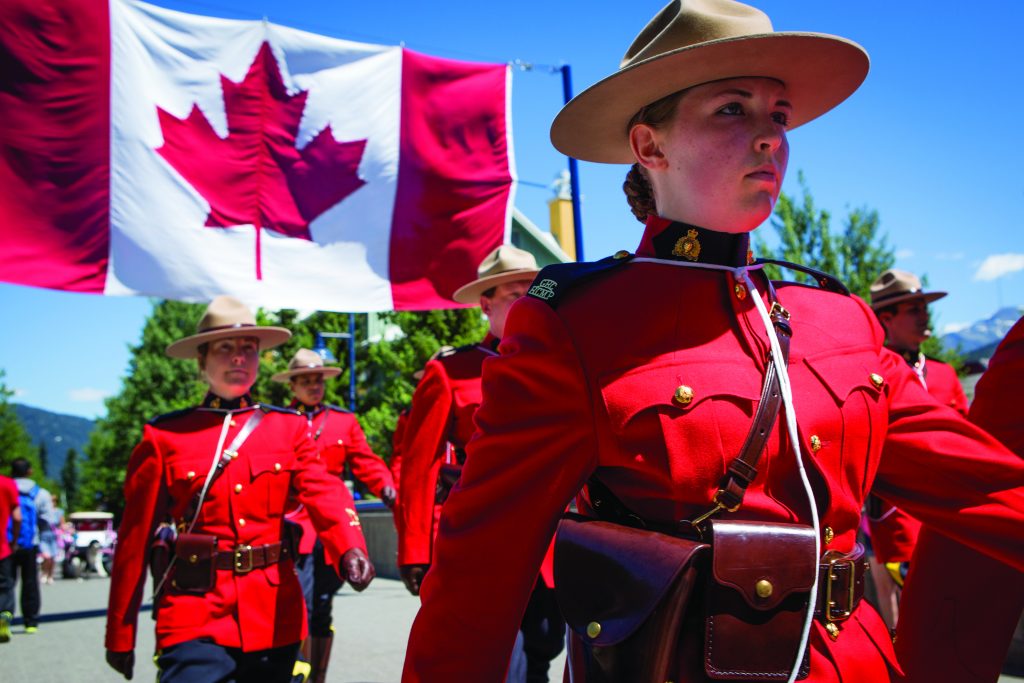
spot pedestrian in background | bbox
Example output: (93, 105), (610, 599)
(274, 348), (396, 683)
(7, 458), (54, 634)
(402, 1), (1024, 680)
(105, 296), (374, 683)
(0, 472), (22, 643)
(38, 490), (62, 585)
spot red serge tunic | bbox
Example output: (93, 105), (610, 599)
(896, 317), (1024, 682)
(285, 403), (394, 555)
(402, 218), (1024, 682)
(867, 356), (969, 563)
(105, 399), (368, 654)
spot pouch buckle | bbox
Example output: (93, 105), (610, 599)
(823, 552), (856, 623)
(233, 544), (254, 574)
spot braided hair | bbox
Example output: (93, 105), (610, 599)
(622, 89), (688, 222)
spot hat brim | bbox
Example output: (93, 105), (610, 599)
(452, 269), (541, 304)
(165, 326), (291, 359)
(271, 366), (343, 383)
(551, 32), (869, 164)
(870, 291), (947, 311)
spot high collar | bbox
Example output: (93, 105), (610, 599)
(636, 216), (753, 268)
(290, 400), (324, 416)
(481, 333), (500, 352)
(201, 392), (254, 411)
(892, 347), (925, 368)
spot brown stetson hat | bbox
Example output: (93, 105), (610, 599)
(869, 270), (947, 311)
(272, 348), (343, 383)
(413, 345), (456, 381)
(452, 245), (540, 304)
(550, 0), (869, 163)
(165, 295), (291, 359)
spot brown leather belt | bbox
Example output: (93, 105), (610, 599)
(213, 542), (288, 574)
(814, 544), (867, 626)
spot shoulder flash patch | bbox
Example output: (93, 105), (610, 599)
(527, 252), (635, 308)
(148, 406), (196, 425)
(259, 404), (301, 416)
(755, 258), (850, 296)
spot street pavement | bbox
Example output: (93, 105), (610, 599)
(0, 574), (1019, 682)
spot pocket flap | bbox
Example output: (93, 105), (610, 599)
(803, 349), (882, 403)
(554, 514), (707, 646)
(248, 451), (295, 478)
(710, 520), (817, 610)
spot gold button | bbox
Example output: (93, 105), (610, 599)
(230, 419), (236, 427)
(755, 579), (773, 598)
(734, 283), (747, 300)
(234, 484), (243, 493)
(586, 621), (602, 639)
(672, 385), (694, 406)
(274, 463), (282, 472)
(869, 373), (884, 390)
(810, 435), (822, 452)
(613, 250), (630, 260)
(238, 518), (246, 527)
(826, 622), (840, 641)
(188, 554), (198, 564)
(186, 471), (196, 480)
(824, 527), (834, 545)
(337, 440), (344, 445)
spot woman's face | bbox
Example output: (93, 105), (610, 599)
(630, 77), (791, 233)
(200, 336), (260, 399)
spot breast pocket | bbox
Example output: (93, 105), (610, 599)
(248, 451), (297, 516)
(802, 349), (887, 498)
(164, 457), (211, 508)
(599, 359), (763, 488)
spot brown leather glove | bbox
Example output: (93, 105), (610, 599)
(341, 547), (374, 592)
(380, 486), (397, 509)
(399, 563), (430, 596)
(106, 650), (135, 680)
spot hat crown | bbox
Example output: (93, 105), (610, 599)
(870, 269), (924, 303)
(477, 245), (539, 279)
(197, 295), (257, 334)
(288, 348), (326, 372)
(622, 0), (773, 68)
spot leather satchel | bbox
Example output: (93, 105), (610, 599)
(171, 533), (218, 594)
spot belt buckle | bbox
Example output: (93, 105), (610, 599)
(823, 551), (856, 623)
(233, 544), (254, 574)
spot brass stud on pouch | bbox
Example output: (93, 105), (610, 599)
(755, 579), (773, 599)
(189, 554), (198, 564)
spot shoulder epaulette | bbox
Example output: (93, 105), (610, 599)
(259, 404), (301, 416)
(324, 404), (352, 414)
(527, 251), (635, 309)
(755, 258), (850, 296)
(148, 407), (196, 425)
(447, 344), (481, 356)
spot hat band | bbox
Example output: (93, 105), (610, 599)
(872, 288), (923, 305)
(198, 322), (258, 334)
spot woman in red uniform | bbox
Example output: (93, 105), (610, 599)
(402, 1), (1024, 681)
(105, 296), (374, 683)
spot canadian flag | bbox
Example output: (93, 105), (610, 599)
(0, 0), (515, 311)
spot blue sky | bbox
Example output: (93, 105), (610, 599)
(1, 0), (1022, 419)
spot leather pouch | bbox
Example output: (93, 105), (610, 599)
(704, 519), (817, 680)
(434, 463), (463, 504)
(554, 513), (708, 683)
(171, 533), (218, 594)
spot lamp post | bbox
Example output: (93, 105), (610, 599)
(312, 315), (358, 411)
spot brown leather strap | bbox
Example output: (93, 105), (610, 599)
(213, 541), (288, 573)
(813, 544), (867, 623)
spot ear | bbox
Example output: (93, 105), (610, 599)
(629, 123), (668, 171)
(479, 295), (492, 318)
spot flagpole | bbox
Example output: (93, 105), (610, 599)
(559, 64), (584, 262)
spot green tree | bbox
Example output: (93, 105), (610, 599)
(755, 172), (895, 301)
(0, 370), (39, 475)
(61, 447), (80, 513)
(81, 300), (207, 516)
(38, 441), (49, 480)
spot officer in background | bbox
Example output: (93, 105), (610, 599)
(866, 269), (968, 628)
(398, 245), (566, 682)
(274, 349), (396, 683)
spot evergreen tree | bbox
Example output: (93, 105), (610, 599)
(755, 171), (895, 301)
(61, 447), (80, 512)
(38, 441), (49, 480)
(0, 369), (39, 475)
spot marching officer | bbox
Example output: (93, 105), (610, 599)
(398, 245), (568, 682)
(865, 269), (969, 628)
(401, 1), (1024, 681)
(105, 296), (374, 683)
(273, 348), (396, 683)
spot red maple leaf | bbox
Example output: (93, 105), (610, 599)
(156, 42), (367, 279)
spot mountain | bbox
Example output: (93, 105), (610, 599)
(940, 306), (1024, 357)
(13, 403), (95, 480)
